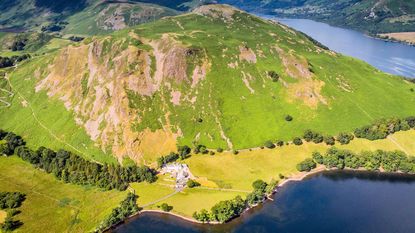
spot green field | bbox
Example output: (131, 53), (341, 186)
(0, 156), (126, 233)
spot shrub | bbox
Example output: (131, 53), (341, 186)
(336, 132), (354, 145)
(160, 203), (173, 212)
(233, 150), (239, 155)
(323, 135), (335, 145)
(268, 71), (279, 82)
(296, 158), (316, 172)
(264, 140), (275, 149)
(293, 137), (303, 145)
(312, 151), (324, 164)
(217, 147), (224, 153)
(276, 140), (284, 147)
(285, 115), (293, 121)
(187, 179), (201, 188)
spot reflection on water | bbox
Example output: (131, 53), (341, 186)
(271, 18), (415, 78)
(114, 171), (415, 233)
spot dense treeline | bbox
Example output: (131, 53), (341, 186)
(354, 117), (415, 140)
(297, 148), (415, 173)
(0, 192), (25, 209)
(95, 193), (139, 232)
(0, 192), (25, 231)
(0, 129), (157, 191)
(193, 179), (276, 223)
(0, 54), (31, 68)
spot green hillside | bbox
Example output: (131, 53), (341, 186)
(0, 0), (211, 35)
(1, 4), (414, 165)
(221, 0), (415, 34)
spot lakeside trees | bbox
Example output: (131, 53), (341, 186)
(193, 179), (275, 223)
(95, 193), (139, 232)
(297, 147), (415, 174)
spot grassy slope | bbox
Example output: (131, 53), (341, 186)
(129, 10), (415, 152)
(0, 57), (117, 164)
(2, 7), (415, 165)
(63, 1), (179, 36)
(0, 156), (126, 233)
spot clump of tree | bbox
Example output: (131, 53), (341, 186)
(354, 117), (414, 140)
(0, 54), (31, 68)
(293, 137), (303, 145)
(193, 179), (277, 223)
(336, 132), (354, 145)
(160, 203), (173, 212)
(267, 71), (279, 82)
(296, 158), (316, 172)
(41, 22), (68, 32)
(1, 129), (156, 191)
(303, 130), (323, 144)
(0, 192), (25, 209)
(95, 193), (139, 232)
(68, 36), (84, 42)
(0, 192), (25, 231)
(0, 131), (26, 156)
(187, 179), (201, 188)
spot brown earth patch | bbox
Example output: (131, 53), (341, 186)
(275, 46), (327, 108)
(239, 45), (257, 63)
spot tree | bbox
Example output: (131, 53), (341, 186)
(336, 132), (354, 145)
(312, 151), (324, 164)
(293, 137), (303, 145)
(1, 216), (22, 231)
(264, 140), (275, 149)
(187, 179), (201, 188)
(296, 158), (316, 172)
(285, 115), (293, 122)
(217, 147), (224, 153)
(177, 145), (191, 159)
(324, 135), (335, 145)
(252, 180), (267, 193)
(160, 203), (173, 212)
(276, 140), (284, 147)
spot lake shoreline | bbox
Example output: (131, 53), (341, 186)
(110, 166), (415, 232)
(108, 166), (329, 232)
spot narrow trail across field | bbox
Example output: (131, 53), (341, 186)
(0, 175), (80, 211)
(4, 72), (102, 164)
(139, 190), (180, 208)
(323, 72), (410, 154)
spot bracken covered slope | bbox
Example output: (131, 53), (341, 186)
(2, 4), (415, 165)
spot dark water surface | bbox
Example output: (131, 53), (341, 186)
(270, 18), (415, 79)
(114, 171), (415, 233)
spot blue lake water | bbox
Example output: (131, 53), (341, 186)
(271, 18), (415, 78)
(113, 171), (415, 233)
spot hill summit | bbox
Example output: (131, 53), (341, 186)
(4, 4), (415, 164)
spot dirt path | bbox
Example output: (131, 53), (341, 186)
(5, 72), (102, 164)
(139, 190), (180, 208)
